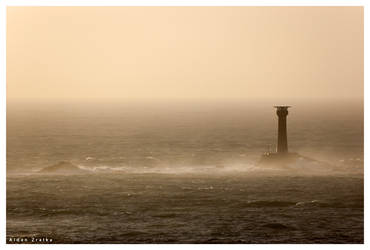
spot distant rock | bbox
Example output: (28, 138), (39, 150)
(39, 161), (86, 174)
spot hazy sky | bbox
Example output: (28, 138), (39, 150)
(7, 7), (363, 102)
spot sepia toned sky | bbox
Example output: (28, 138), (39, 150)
(6, 7), (363, 102)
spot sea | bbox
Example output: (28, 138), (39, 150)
(6, 100), (364, 243)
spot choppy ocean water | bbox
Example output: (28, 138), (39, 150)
(6, 101), (363, 243)
(7, 174), (363, 243)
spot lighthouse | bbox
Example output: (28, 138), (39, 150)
(274, 106), (290, 154)
(258, 105), (327, 168)
(259, 105), (299, 166)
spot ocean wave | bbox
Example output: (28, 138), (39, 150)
(241, 200), (296, 208)
(235, 199), (352, 208)
(295, 200), (330, 207)
(76, 164), (256, 175)
(25, 155), (363, 176)
(261, 223), (294, 230)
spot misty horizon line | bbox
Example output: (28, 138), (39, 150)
(6, 97), (364, 105)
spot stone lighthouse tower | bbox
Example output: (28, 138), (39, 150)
(274, 106), (290, 154)
(259, 105), (301, 166)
